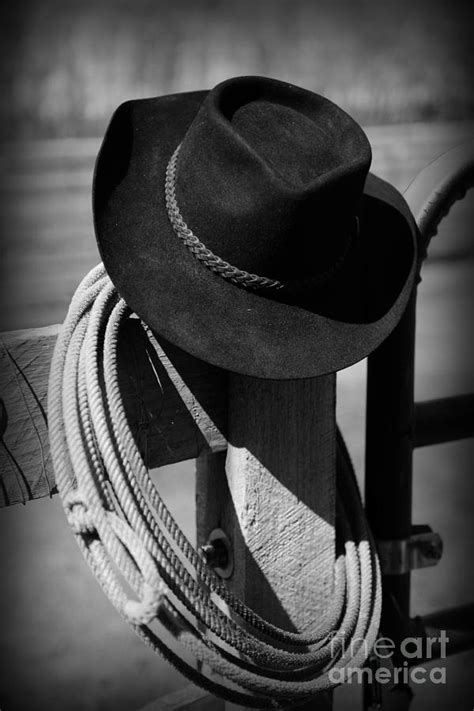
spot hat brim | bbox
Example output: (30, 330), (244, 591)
(93, 91), (417, 379)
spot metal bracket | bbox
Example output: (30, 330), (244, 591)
(377, 525), (443, 575)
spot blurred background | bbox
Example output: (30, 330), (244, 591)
(1, 0), (473, 140)
(0, 1), (473, 709)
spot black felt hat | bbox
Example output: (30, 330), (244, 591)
(93, 76), (417, 379)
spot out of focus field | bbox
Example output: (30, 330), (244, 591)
(1, 0), (473, 139)
(0, 1), (473, 709)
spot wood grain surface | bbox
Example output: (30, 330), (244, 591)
(0, 322), (228, 507)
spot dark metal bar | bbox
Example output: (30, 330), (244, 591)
(364, 292), (418, 709)
(366, 292), (417, 631)
(414, 394), (474, 448)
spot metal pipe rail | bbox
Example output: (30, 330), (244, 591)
(365, 140), (474, 710)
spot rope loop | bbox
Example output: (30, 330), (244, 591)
(123, 581), (165, 625)
(63, 488), (97, 536)
(48, 263), (381, 708)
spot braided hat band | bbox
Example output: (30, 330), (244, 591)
(165, 143), (358, 293)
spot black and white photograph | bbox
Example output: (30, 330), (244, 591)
(0, 1), (473, 709)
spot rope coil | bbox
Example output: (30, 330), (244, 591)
(48, 263), (382, 707)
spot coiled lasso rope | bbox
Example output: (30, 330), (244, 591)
(48, 262), (382, 708)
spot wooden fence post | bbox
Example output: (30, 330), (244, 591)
(197, 373), (336, 709)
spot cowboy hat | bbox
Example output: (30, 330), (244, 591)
(93, 76), (417, 378)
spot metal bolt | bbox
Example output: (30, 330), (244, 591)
(200, 528), (234, 579)
(421, 537), (443, 561)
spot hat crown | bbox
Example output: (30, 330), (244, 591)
(174, 76), (372, 283)
(93, 75), (416, 378)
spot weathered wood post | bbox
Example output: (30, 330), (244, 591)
(197, 372), (336, 709)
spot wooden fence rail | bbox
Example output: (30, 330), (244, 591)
(0, 320), (228, 507)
